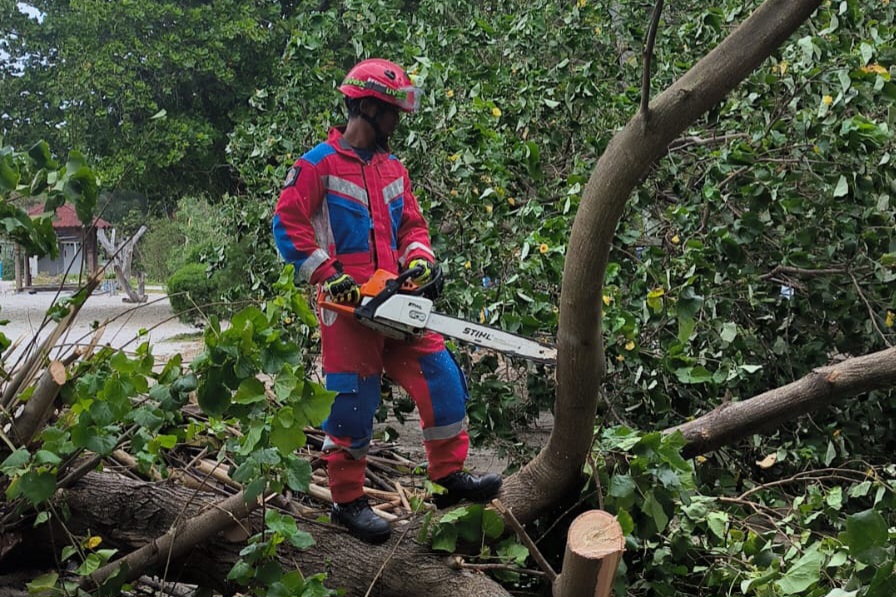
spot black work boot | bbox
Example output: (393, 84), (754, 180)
(432, 471), (503, 509)
(331, 496), (392, 544)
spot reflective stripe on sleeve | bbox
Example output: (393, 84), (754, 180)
(399, 241), (435, 266)
(299, 248), (331, 282)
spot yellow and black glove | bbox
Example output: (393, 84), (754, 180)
(408, 258), (435, 285)
(322, 271), (360, 304)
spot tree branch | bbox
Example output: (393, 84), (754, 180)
(759, 265), (849, 280)
(669, 346), (896, 458)
(640, 0), (665, 124)
(81, 488), (263, 592)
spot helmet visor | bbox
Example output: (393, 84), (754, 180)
(345, 77), (422, 112)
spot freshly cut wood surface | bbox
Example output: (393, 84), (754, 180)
(567, 510), (624, 557)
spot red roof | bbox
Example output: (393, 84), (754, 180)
(27, 204), (111, 229)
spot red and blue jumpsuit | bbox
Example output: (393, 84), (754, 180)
(273, 127), (470, 503)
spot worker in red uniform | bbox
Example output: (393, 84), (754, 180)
(273, 58), (502, 544)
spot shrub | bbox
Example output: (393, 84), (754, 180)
(166, 263), (220, 324)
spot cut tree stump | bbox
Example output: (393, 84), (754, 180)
(553, 510), (624, 597)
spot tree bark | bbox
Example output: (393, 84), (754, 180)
(671, 346), (896, 458)
(32, 472), (511, 597)
(502, 0), (823, 525)
(8, 360), (66, 446)
(552, 510), (624, 597)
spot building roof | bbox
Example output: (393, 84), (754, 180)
(27, 204), (112, 229)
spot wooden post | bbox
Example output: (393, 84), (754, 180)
(553, 510), (624, 597)
(14, 244), (23, 292)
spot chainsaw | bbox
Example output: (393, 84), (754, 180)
(320, 266), (557, 364)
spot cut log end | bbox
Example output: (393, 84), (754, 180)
(567, 510), (624, 558)
(554, 510), (624, 597)
(48, 360), (67, 385)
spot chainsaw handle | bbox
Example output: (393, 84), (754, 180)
(355, 266), (424, 321)
(404, 263), (443, 299)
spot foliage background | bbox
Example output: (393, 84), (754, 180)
(2, 0), (896, 595)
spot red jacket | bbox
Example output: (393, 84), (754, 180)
(273, 127), (434, 284)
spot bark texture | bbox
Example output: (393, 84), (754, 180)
(672, 346), (896, 458)
(38, 472), (511, 597)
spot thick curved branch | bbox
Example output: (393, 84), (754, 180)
(501, 0), (823, 523)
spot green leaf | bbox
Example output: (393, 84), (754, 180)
(677, 287), (704, 320)
(482, 508), (505, 539)
(27, 140), (54, 169)
(265, 509), (298, 535)
(284, 457), (312, 492)
(26, 571), (59, 596)
(19, 470), (57, 505)
(244, 478), (267, 504)
(296, 381), (336, 427)
(431, 524), (458, 552)
(1, 448), (31, 474)
(706, 511), (728, 539)
(642, 491), (669, 534)
(674, 366), (713, 384)
(197, 376), (231, 417)
(825, 486), (843, 510)
(842, 509), (889, 565)
(720, 322), (738, 343)
(677, 316), (696, 344)
(616, 508), (634, 535)
(497, 540), (529, 566)
(608, 474), (636, 500)
(286, 529), (315, 550)
(271, 421), (305, 454)
(0, 153), (19, 193)
(34, 450), (62, 466)
(75, 552), (104, 576)
(233, 377), (267, 404)
(226, 560), (253, 582)
(777, 545), (823, 595)
(833, 175), (849, 198)
(61, 545), (79, 561)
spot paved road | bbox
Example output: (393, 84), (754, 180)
(1, 283), (199, 363)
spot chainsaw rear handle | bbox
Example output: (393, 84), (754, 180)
(354, 264), (442, 321)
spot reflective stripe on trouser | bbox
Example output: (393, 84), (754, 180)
(319, 306), (469, 501)
(383, 347), (469, 480)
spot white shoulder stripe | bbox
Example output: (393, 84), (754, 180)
(382, 178), (405, 204)
(324, 175), (369, 206)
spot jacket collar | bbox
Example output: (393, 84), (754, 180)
(328, 126), (391, 163)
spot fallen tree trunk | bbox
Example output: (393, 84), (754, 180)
(21, 343), (894, 596)
(32, 472), (512, 597)
(671, 346), (896, 458)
